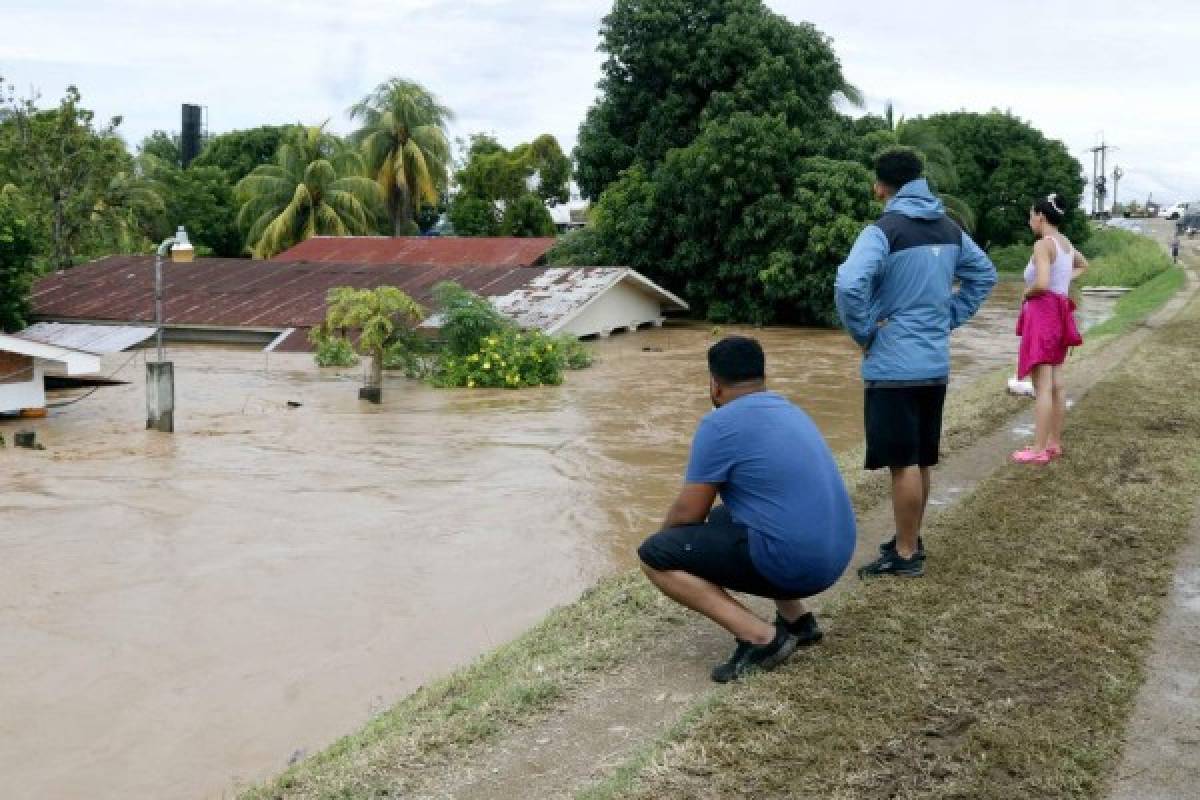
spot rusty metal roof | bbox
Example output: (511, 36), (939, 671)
(30, 256), (688, 352)
(31, 256), (547, 330)
(272, 236), (557, 267)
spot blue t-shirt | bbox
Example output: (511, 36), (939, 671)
(685, 391), (857, 592)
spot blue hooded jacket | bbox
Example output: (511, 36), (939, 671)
(834, 179), (997, 383)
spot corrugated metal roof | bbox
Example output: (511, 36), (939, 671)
(273, 236), (557, 267)
(17, 322), (157, 354)
(31, 256), (689, 353)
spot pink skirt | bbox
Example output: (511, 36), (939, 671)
(1016, 292), (1083, 379)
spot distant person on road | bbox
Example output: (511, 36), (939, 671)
(835, 147), (997, 578)
(1010, 194), (1088, 466)
(1171, 235), (1181, 264)
(637, 337), (856, 683)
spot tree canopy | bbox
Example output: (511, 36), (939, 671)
(448, 133), (569, 237)
(563, 0), (872, 324)
(574, 0), (854, 200)
(0, 81), (161, 268)
(0, 195), (35, 332)
(903, 111), (1088, 248)
(190, 125), (298, 184)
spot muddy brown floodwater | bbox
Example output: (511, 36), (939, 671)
(0, 282), (1113, 799)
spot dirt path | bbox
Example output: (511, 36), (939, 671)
(416, 266), (1200, 800)
(1107, 497), (1200, 800)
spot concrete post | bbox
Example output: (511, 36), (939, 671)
(146, 361), (175, 432)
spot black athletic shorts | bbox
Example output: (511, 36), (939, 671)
(637, 507), (815, 599)
(864, 383), (947, 470)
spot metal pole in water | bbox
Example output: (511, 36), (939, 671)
(155, 250), (164, 363)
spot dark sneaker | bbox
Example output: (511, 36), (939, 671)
(858, 551), (925, 579)
(775, 612), (824, 647)
(733, 625), (800, 680)
(711, 639), (753, 684)
(879, 535), (926, 561)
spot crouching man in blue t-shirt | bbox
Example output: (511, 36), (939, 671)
(638, 336), (857, 683)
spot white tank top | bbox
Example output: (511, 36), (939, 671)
(1024, 235), (1074, 295)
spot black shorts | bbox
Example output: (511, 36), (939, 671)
(864, 384), (947, 470)
(637, 507), (816, 599)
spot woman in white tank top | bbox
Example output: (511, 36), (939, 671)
(1012, 193), (1090, 465)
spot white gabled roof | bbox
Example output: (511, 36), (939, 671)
(0, 333), (102, 376)
(488, 268), (688, 335)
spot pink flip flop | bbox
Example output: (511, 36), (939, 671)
(1045, 443), (1063, 459)
(1011, 448), (1052, 465)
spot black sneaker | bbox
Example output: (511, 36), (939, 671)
(858, 550), (925, 579)
(879, 535), (926, 561)
(733, 624), (800, 680)
(775, 612), (824, 647)
(711, 639), (753, 684)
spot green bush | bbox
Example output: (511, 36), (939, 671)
(987, 243), (1029, 273)
(432, 281), (515, 356)
(1080, 229), (1172, 288)
(434, 330), (568, 389)
(311, 332), (359, 367)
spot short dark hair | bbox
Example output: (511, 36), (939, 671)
(707, 336), (765, 385)
(874, 146), (924, 191)
(1032, 193), (1067, 226)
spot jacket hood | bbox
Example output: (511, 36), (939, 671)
(885, 179), (945, 221)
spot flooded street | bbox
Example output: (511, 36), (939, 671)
(0, 282), (1113, 799)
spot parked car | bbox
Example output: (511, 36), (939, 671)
(1162, 201), (1199, 220)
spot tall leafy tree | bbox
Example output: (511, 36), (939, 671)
(0, 195), (35, 331)
(349, 78), (453, 235)
(235, 124), (385, 258)
(190, 125), (298, 184)
(0, 81), (160, 267)
(574, 0), (856, 200)
(560, 1), (871, 324)
(903, 111), (1088, 248)
(448, 133), (568, 237)
(851, 103), (977, 232)
(575, 113), (873, 324)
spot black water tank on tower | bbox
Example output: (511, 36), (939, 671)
(181, 104), (203, 167)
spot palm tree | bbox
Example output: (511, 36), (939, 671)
(90, 169), (166, 253)
(884, 101), (977, 233)
(349, 78), (453, 236)
(318, 286), (425, 403)
(236, 124), (384, 259)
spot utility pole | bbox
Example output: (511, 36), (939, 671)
(1086, 136), (1116, 216)
(1112, 165), (1124, 216)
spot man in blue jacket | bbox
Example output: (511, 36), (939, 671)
(835, 147), (996, 578)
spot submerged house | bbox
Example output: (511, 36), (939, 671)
(30, 238), (687, 351)
(0, 334), (100, 415)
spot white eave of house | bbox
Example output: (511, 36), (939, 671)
(0, 333), (102, 376)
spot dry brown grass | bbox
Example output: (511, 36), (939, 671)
(608, 299), (1200, 799)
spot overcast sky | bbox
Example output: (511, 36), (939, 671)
(4, 0), (1197, 207)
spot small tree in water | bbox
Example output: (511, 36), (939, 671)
(318, 286), (425, 403)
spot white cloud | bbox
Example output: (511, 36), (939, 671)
(2, 0), (1195, 204)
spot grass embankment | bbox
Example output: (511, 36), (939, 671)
(990, 227), (1174, 289)
(592, 296), (1200, 799)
